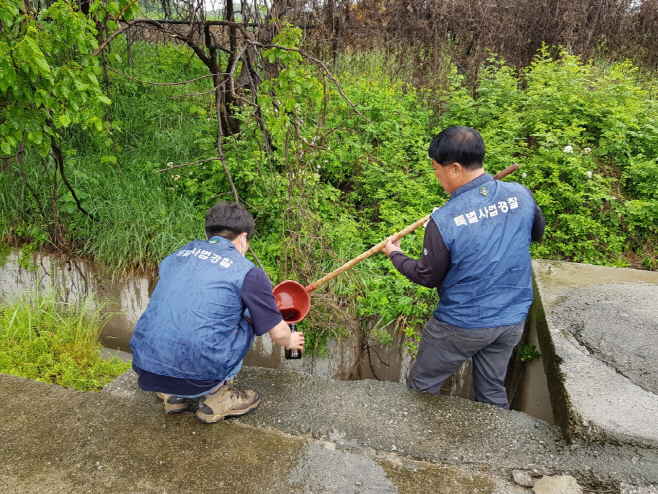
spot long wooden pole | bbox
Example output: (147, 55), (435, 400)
(304, 163), (520, 293)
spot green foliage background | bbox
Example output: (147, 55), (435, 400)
(440, 49), (658, 269)
(2, 21), (658, 354)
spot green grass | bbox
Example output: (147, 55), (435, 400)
(0, 39), (212, 273)
(0, 292), (131, 391)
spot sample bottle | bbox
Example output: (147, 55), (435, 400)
(285, 323), (302, 360)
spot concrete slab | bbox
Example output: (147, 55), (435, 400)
(102, 367), (658, 488)
(0, 372), (531, 493)
(531, 260), (658, 449)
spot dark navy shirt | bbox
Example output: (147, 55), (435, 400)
(133, 267), (282, 396)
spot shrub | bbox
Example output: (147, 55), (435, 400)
(437, 48), (658, 267)
(3, 41), (657, 356)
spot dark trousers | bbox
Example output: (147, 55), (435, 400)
(408, 316), (524, 408)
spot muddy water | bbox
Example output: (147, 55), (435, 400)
(1, 248), (552, 421)
(512, 352), (555, 424)
(509, 318), (555, 424)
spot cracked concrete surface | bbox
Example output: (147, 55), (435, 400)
(532, 260), (658, 449)
(0, 372), (532, 493)
(552, 282), (658, 395)
(3, 363), (658, 492)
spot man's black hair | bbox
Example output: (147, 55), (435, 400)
(428, 126), (485, 170)
(204, 201), (255, 241)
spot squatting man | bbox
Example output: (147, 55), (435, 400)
(130, 201), (304, 423)
(382, 126), (545, 408)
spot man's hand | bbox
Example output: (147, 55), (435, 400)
(381, 237), (402, 257)
(287, 330), (305, 350)
(268, 319), (305, 350)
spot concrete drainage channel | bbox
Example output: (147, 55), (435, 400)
(1, 249), (658, 491)
(104, 323), (557, 425)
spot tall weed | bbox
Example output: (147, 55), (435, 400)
(0, 292), (130, 391)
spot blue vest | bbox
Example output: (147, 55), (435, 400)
(431, 174), (535, 329)
(130, 236), (255, 381)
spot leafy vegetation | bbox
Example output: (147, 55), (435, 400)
(1, 12), (657, 356)
(0, 292), (130, 391)
(515, 342), (541, 364)
(0, 0), (108, 158)
(439, 48), (658, 269)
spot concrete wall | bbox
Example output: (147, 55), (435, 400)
(0, 250), (153, 353)
(531, 259), (658, 448)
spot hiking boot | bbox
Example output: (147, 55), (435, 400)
(156, 392), (188, 414)
(196, 382), (261, 423)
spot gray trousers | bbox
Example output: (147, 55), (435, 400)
(407, 316), (525, 409)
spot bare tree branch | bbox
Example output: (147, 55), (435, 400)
(248, 40), (372, 124)
(93, 17), (256, 57)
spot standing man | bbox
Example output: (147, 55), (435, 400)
(382, 126), (545, 409)
(130, 201), (304, 423)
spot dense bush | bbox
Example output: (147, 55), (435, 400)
(439, 48), (658, 268)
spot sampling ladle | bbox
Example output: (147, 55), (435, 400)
(274, 163), (520, 323)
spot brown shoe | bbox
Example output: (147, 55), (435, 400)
(196, 382), (261, 423)
(156, 393), (188, 414)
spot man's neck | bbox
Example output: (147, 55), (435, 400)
(451, 168), (485, 194)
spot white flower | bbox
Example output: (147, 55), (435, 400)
(166, 161), (173, 168)
(563, 145), (573, 153)
(521, 172), (527, 178)
(317, 164), (321, 170)
(584, 147), (591, 154)
(327, 147), (331, 150)
(173, 175), (180, 181)
(611, 196), (616, 200)
(586, 171), (593, 179)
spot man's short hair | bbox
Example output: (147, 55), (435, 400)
(204, 201), (255, 241)
(428, 126), (485, 170)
